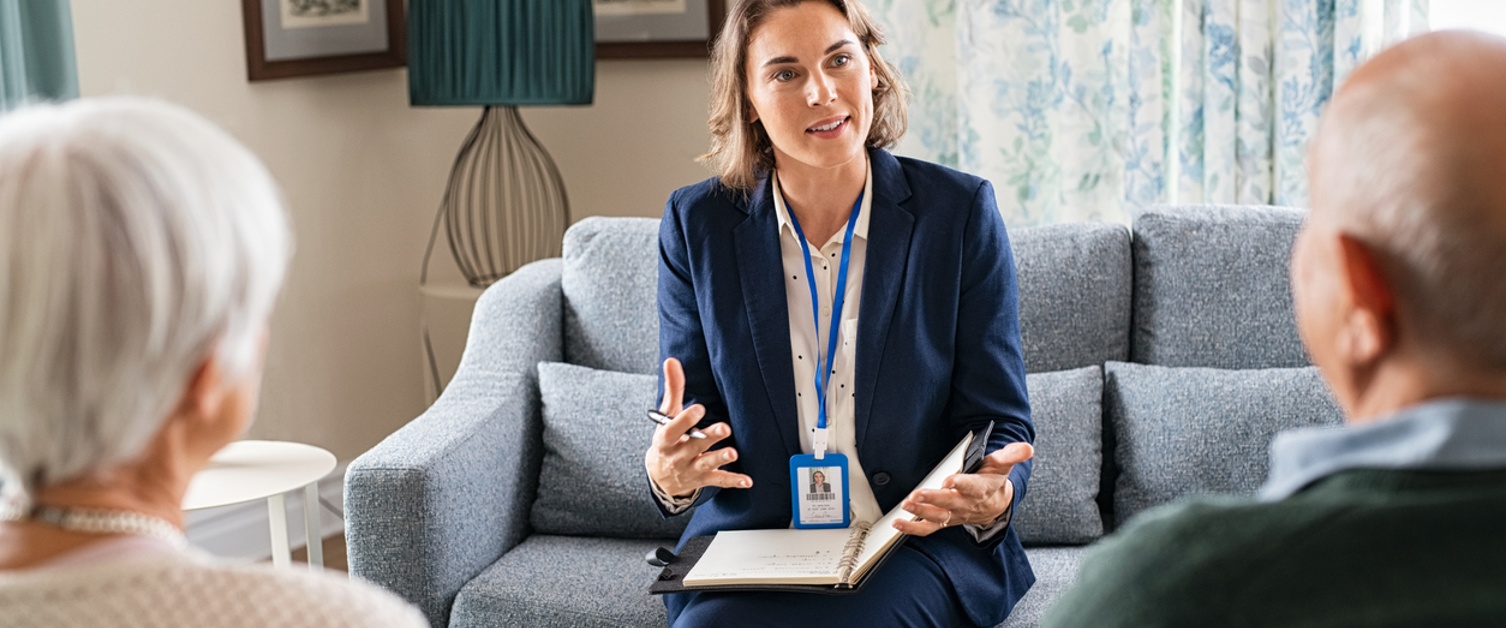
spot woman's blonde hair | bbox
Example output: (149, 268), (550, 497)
(701, 0), (908, 191)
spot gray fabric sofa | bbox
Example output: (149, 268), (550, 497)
(346, 205), (1344, 628)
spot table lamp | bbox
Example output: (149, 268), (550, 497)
(409, 0), (594, 287)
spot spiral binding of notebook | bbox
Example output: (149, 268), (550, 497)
(835, 521), (873, 585)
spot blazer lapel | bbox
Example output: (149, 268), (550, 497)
(855, 150), (915, 451)
(732, 181), (803, 459)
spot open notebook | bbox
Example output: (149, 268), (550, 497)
(648, 425), (990, 594)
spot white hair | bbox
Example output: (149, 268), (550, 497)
(0, 97), (292, 498)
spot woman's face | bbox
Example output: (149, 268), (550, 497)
(744, 1), (877, 175)
(812, 471), (826, 484)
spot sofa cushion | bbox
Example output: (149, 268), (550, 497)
(533, 362), (689, 538)
(452, 535), (669, 627)
(1105, 362), (1343, 528)
(1130, 205), (1308, 369)
(997, 547), (1088, 628)
(562, 217), (660, 375)
(1012, 222), (1132, 373)
(1013, 366), (1103, 546)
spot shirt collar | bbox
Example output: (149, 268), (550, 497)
(1259, 398), (1506, 501)
(772, 159), (873, 247)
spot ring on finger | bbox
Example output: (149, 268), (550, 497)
(941, 511), (951, 527)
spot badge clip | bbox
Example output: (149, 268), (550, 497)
(810, 426), (829, 460)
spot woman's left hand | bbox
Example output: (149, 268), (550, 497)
(894, 442), (1035, 537)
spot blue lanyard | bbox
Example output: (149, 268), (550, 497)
(786, 191), (864, 440)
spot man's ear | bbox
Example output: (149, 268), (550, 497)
(1335, 234), (1396, 365)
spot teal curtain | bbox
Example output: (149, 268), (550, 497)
(0, 0), (78, 109)
(868, 0), (1427, 225)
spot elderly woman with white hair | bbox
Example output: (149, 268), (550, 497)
(0, 98), (426, 627)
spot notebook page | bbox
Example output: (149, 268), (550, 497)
(850, 433), (973, 580)
(683, 527), (855, 587)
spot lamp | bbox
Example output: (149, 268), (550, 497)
(409, 0), (594, 287)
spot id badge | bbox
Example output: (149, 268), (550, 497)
(789, 453), (851, 529)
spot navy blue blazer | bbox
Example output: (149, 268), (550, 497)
(656, 149), (1036, 626)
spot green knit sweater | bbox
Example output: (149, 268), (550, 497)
(1043, 468), (1506, 627)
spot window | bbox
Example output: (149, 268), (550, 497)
(1430, 1), (1506, 37)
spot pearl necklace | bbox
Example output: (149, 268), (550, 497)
(4, 505), (188, 550)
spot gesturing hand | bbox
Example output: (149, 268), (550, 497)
(644, 357), (754, 497)
(893, 442), (1034, 536)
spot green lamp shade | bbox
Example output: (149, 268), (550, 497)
(0, 0), (79, 108)
(408, 0), (594, 107)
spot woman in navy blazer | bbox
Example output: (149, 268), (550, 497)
(645, 1), (1036, 626)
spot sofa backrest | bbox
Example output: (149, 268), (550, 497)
(1012, 222), (1132, 373)
(561, 217), (660, 375)
(559, 216), (1135, 378)
(1130, 205), (1309, 368)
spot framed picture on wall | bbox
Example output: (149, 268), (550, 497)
(241, 0), (406, 81)
(595, 0), (727, 59)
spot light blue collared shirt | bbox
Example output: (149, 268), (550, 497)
(1259, 398), (1506, 501)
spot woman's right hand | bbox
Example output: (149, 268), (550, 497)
(645, 357), (753, 497)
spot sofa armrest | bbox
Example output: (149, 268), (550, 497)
(345, 259), (563, 628)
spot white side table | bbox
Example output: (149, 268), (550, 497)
(184, 440), (337, 570)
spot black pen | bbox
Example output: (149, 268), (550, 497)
(647, 410), (708, 439)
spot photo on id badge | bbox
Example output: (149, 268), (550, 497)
(790, 454), (850, 528)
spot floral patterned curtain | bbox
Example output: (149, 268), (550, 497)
(867, 0), (1428, 225)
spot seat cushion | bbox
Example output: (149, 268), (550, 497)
(1130, 205), (1308, 369)
(455, 539), (1086, 628)
(452, 535), (670, 628)
(1012, 222), (1132, 373)
(1105, 362), (1344, 528)
(997, 546), (1089, 628)
(1013, 366), (1103, 545)
(533, 362), (690, 538)
(562, 217), (661, 374)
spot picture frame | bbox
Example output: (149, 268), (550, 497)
(241, 0), (406, 82)
(595, 0), (727, 59)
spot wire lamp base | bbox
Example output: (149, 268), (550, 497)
(422, 106), (569, 288)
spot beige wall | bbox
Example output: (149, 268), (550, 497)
(71, 1), (712, 460)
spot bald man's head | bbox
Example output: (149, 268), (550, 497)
(1305, 30), (1506, 374)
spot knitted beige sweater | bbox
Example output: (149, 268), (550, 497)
(0, 542), (427, 628)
